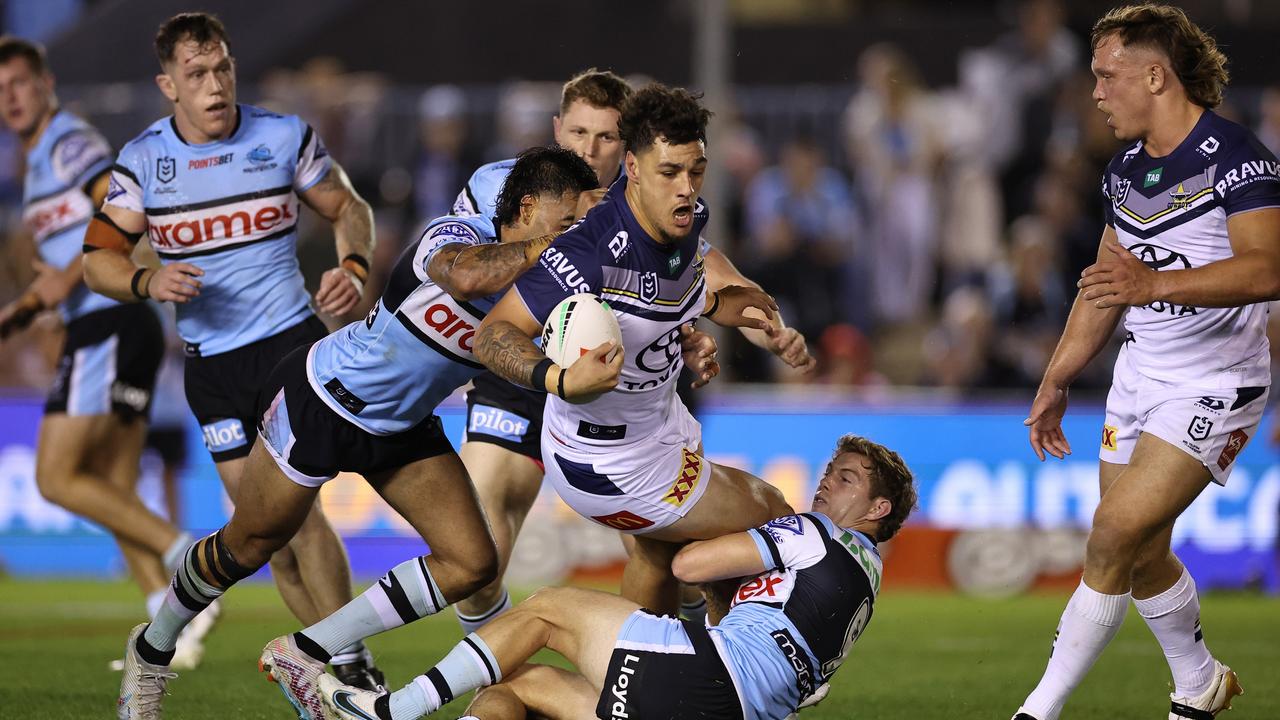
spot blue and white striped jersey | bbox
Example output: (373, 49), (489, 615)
(22, 110), (115, 320)
(712, 512), (883, 720)
(105, 104), (330, 356)
(306, 215), (499, 435)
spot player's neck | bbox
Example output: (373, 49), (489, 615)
(622, 182), (673, 245)
(19, 104), (56, 152)
(171, 104), (237, 145)
(1142, 103), (1205, 159)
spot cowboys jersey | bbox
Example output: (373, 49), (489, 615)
(1102, 110), (1279, 387)
(306, 215), (498, 435)
(23, 110), (115, 320)
(105, 104), (330, 356)
(711, 512), (883, 720)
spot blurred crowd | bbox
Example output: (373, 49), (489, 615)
(3, 0), (1280, 400)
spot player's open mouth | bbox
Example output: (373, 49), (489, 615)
(206, 102), (228, 115)
(673, 205), (692, 228)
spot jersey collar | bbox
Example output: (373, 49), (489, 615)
(168, 104), (243, 147)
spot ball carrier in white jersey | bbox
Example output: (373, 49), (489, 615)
(452, 70), (814, 634)
(112, 146), (610, 720)
(80, 13), (384, 707)
(475, 84), (795, 616)
(1016, 6), (1280, 720)
(315, 435), (917, 720)
(0, 34), (199, 656)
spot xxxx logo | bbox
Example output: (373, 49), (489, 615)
(662, 448), (702, 506)
(1101, 424), (1118, 451)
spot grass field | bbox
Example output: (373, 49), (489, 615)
(2, 579), (1276, 719)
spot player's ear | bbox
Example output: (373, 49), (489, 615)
(624, 150), (639, 181)
(518, 194), (537, 226)
(155, 72), (178, 103)
(865, 497), (891, 523)
(1147, 62), (1165, 95)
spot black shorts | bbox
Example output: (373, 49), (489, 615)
(145, 427), (188, 467)
(183, 315), (327, 463)
(45, 303), (163, 421)
(464, 371), (546, 463)
(596, 611), (743, 720)
(257, 345), (455, 486)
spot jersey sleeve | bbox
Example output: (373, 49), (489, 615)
(1215, 135), (1280, 216)
(748, 514), (829, 572)
(511, 231), (604, 325)
(294, 123), (333, 192)
(418, 220), (490, 271)
(104, 146), (147, 215)
(51, 129), (113, 192)
(1101, 168), (1116, 228)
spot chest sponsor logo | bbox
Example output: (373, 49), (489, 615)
(638, 271), (659, 304)
(1216, 429), (1249, 470)
(403, 296), (482, 356)
(1127, 243), (1199, 318)
(607, 653), (640, 720)
(188, 153), (233, 170)
(1143, 167), (1163, 188)
(469, 404), (530, 443)
(625, 326), (683, 390)
(771, 629), (817, 701)
(590, 510), (654, 531)
(1187, 415), (1213, 442)
(24, 190), (91, 241)
(666, 249), (682, 276)
(1101, 424), (1118, 452)
(735, 571), (789, 604)
(147, 195), (297, 251)
(662, 449), (702, 506)
(201, 418), (247, 453)
(539, 247), (591, 294)
(156, 156), (176, 183)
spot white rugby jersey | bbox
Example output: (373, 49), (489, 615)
(105, 105), (330, 355)
(512, 175), (706, 449)
(1103, 110), (1279, 386)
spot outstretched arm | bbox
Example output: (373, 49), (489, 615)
(702, 246), (815, 371)
(427, 234), (556, 301)
(298, 162), (375, 316)
(672, 531), (768, 584)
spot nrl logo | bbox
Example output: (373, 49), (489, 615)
(157, 156), (176, 184)
(639, 271), (659, 304)
(1112, 178), (1131, 206)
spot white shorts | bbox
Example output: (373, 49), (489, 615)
(542, 403), (710, 534)
(1101, 349), (1269, 485)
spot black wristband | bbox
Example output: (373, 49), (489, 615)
(703, 290), (722, 318)
(556, 366), (567, 399)
(130, 268), (149, 300)
(530, 358), (553, 393)
(341, 253), (370, 283)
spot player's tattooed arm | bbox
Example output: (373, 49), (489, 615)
(428, 234), (557, 301)
(299, 162), (375, 315)
(475, 319), (548, 389)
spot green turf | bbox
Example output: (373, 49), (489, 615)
(1, 579), (1275, 719)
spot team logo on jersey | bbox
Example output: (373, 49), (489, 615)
(1167, 182), (1196, 210)
(1143, 167), (1163, 188)
(1216, 429), (1249, 470)
(156, 156), (176, 183)
(662, 449), (702, 506)
(1130, 243), (1191, 271)
(1111, 178), (1131, 206)
(1187, 416), (1213, 441)
(245, 144), (279, 173)
(590, 510), (654, 531)
(639, 271), (659, 304)
(1101, 424), (1118, 451)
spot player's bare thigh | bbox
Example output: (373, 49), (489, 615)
(468, 664), (598, 720)
(36, 412), (118, 488)
(644, 460), (792, 542)
(512, 586), (638, 689)
(458, 441), (543, 560)
(220, 439), (322, 567)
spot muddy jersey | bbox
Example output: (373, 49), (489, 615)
(306, 215), (498, 435)
(23, 110), (115, 320)
(105, 104), (331, 356)
(710, 513), (883, 720)
(1102, 110), (1279, 387)
(512, 175), (707, 449)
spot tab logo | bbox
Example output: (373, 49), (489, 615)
(202, 418), (247, 453)
(1143, 167), (1163, 188)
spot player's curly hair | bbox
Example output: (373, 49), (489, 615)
(561, 68), (632, 115)
(619, 83), (713, 154)
(1091, 4), (1228, 109)
(831, 435), (917, 542)
(494, 146), (599, 228)
(155, 12), (230, 66)
(0, 36), (47, 75)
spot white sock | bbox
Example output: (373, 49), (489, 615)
(1021, 581), (1130, 720)
(145, 590), (166, 620)
(455, 590), (511, 635)
(1134, 568), (1215, 698)
(161, 532), (193, 574)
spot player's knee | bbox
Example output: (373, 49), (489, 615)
(439, 541), (500, 598)
(1084, 519), (1143, 569)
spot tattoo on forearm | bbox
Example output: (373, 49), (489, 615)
(476, 320), (547, 388)
(445, 234), (557, 297)
(336, 198), (374, 260)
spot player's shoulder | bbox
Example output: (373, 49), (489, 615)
(552, 199), (620, 260)
(469, 157), (516, 185)
(118, 117), (170, 158)
(238, 104), (310, 142)
(424, 214), (496, 244)
(1199, 111), (1276, 163)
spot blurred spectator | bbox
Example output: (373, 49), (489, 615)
(1256, 85), (1280, 156)
(988, 216), (1068, 386)
(743, 134), (859, 343)
(843, 42), (941, 328)
(485, 81), (556, 162)
(411, 85), (480, 221)
(922, 285), (1018, 390)
(817, 324), (887, 387)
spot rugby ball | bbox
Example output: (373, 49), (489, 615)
(542, 293), (623, 366)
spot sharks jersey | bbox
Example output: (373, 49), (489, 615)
(23, 111), (115, 321)
(105, 105), (331, 356)
(452, 157), (515, 220)
(306, 215), (498, 435)
(1102, 110), (1279, 387)
(513, 175), (707, 448)
(711, 513), (882, 720)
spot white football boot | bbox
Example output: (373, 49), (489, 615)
(117, 623), (176, 720)
(260, 634), (327, 720)
(318, 673), (390, 720)
(1169, 660), (1243, 719)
